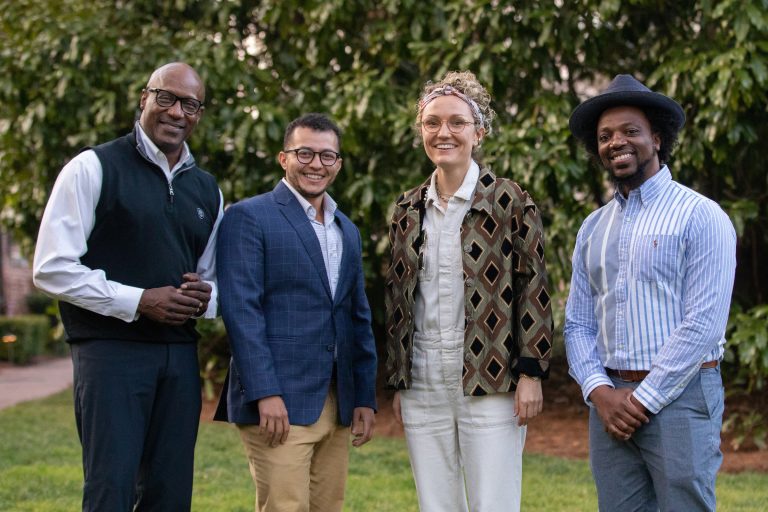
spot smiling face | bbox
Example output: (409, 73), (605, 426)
(139, 63), (205, 168)
(420, 95), (484, 174)
(279, 126), (342, 210)
(597, 106), (661, 194)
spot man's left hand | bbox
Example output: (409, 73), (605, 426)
(351, 407), (375, 447)
(179, 273), (212, 316)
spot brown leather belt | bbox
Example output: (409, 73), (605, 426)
(606, 360), (718, 382)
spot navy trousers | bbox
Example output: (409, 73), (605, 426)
(71, 339), (201, 512)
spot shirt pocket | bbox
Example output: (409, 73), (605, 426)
(418, 230), (436, 283)
(633, 234), (681, 283)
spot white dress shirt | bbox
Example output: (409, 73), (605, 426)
(281, 178), (343, 298)
(413, 161), (479, 335)
(33, 123), (223, 322)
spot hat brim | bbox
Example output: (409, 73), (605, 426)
(569, 90), (685, 143)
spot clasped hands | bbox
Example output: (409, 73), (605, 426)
(589, 385), (650, 441)
(137, 272), (211, 325)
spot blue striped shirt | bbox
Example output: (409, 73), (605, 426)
(564, 167), (736, 414)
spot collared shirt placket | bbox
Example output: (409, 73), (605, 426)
(615, 192), (642, 370)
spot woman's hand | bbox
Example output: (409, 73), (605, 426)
(514, 376), (543, 426)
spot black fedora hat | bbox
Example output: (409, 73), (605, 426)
(569, 74), (685, 143)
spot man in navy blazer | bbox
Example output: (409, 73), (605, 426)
(215, 113), (377, 512)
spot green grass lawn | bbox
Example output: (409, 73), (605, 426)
(1, 391), (766, 511)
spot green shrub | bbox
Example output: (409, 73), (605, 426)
(25, 292), (53, 315)
(725, 304), (768, 392)
(0, 315), (50, 364)
(43, 302), (66, 357)
(196, 317), (230, 401)
(722, 303), (768, 450)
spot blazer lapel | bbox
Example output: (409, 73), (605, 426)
(273, 182), (333, 300)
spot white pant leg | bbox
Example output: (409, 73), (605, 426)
(458, 392), (526, 512)
(400, 334), (469, 512)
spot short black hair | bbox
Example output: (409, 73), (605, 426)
(581, 106), (680, 165)
(283, 113), (342, 149)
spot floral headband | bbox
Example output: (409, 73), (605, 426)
(418, 85), (484, 125)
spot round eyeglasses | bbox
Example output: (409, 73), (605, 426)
(284, 147), (341, 166)
(421, 117), (476, 134)
(145, 88), (204, 115)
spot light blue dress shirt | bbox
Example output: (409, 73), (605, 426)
(281, 178), (343, 299)
(564, 167), (736, 414)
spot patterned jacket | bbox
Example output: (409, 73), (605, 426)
(385, 167), (553, 395)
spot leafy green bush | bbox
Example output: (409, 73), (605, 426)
(723, 304), (768, 450)
(25, 292), (53, 315)
(0, 315), (50, 364)
(43, 302), (67, 357)
(725, 304), (768, 392)
(196, 317), (230, 401)
(723, 410), (767, 451)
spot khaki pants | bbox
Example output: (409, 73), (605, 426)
(238, 390), (350, 512)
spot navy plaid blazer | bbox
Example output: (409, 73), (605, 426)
(214, 181), (377, 426)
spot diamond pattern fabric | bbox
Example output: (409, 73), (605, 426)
(385, 168), (553, 395)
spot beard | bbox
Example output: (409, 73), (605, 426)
(604, 150), (659, 193)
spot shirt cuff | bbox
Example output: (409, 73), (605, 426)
(633, 381), (666, 414)
(201, 280), (217, 319)
(581, 372), (614, 406)
(512, 356), (550, 380)
(114, 284), (145, 322)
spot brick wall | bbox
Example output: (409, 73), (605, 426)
(1, 233), (33, 316)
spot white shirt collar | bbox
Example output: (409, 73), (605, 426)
(426, 160), (480, 207)
(135, 122), (191, 174)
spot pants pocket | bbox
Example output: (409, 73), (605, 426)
(699, 367), (724, 419)
(401, 346), (430, 428)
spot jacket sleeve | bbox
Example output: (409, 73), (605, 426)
(350, 227), (378, 410)
(512, 196), (553, 379)
(384, 196), (410, 389)
(217, 201), (282, 402)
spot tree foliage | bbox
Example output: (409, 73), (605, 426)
(2, 0), (766, 355)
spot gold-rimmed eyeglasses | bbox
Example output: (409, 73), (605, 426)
(421, 117), (476, 133)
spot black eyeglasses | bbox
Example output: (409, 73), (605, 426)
(284, 147), (341, 166)
(144, 87), (204, 115)
(421, 117), (475, 133)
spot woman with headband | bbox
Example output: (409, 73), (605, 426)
(385, 71), (553, 511)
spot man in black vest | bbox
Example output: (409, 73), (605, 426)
(33, 62), (223, 511)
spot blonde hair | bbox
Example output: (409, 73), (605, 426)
(416, 71), (495, 136)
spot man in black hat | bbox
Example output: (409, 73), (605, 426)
(564, 74), (737, 510)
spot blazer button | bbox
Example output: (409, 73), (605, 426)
(326, 344), (335, 352)
(465, 277), (474, 287)
(463, 244), (472, 253)
(464, 353), (471, 361)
